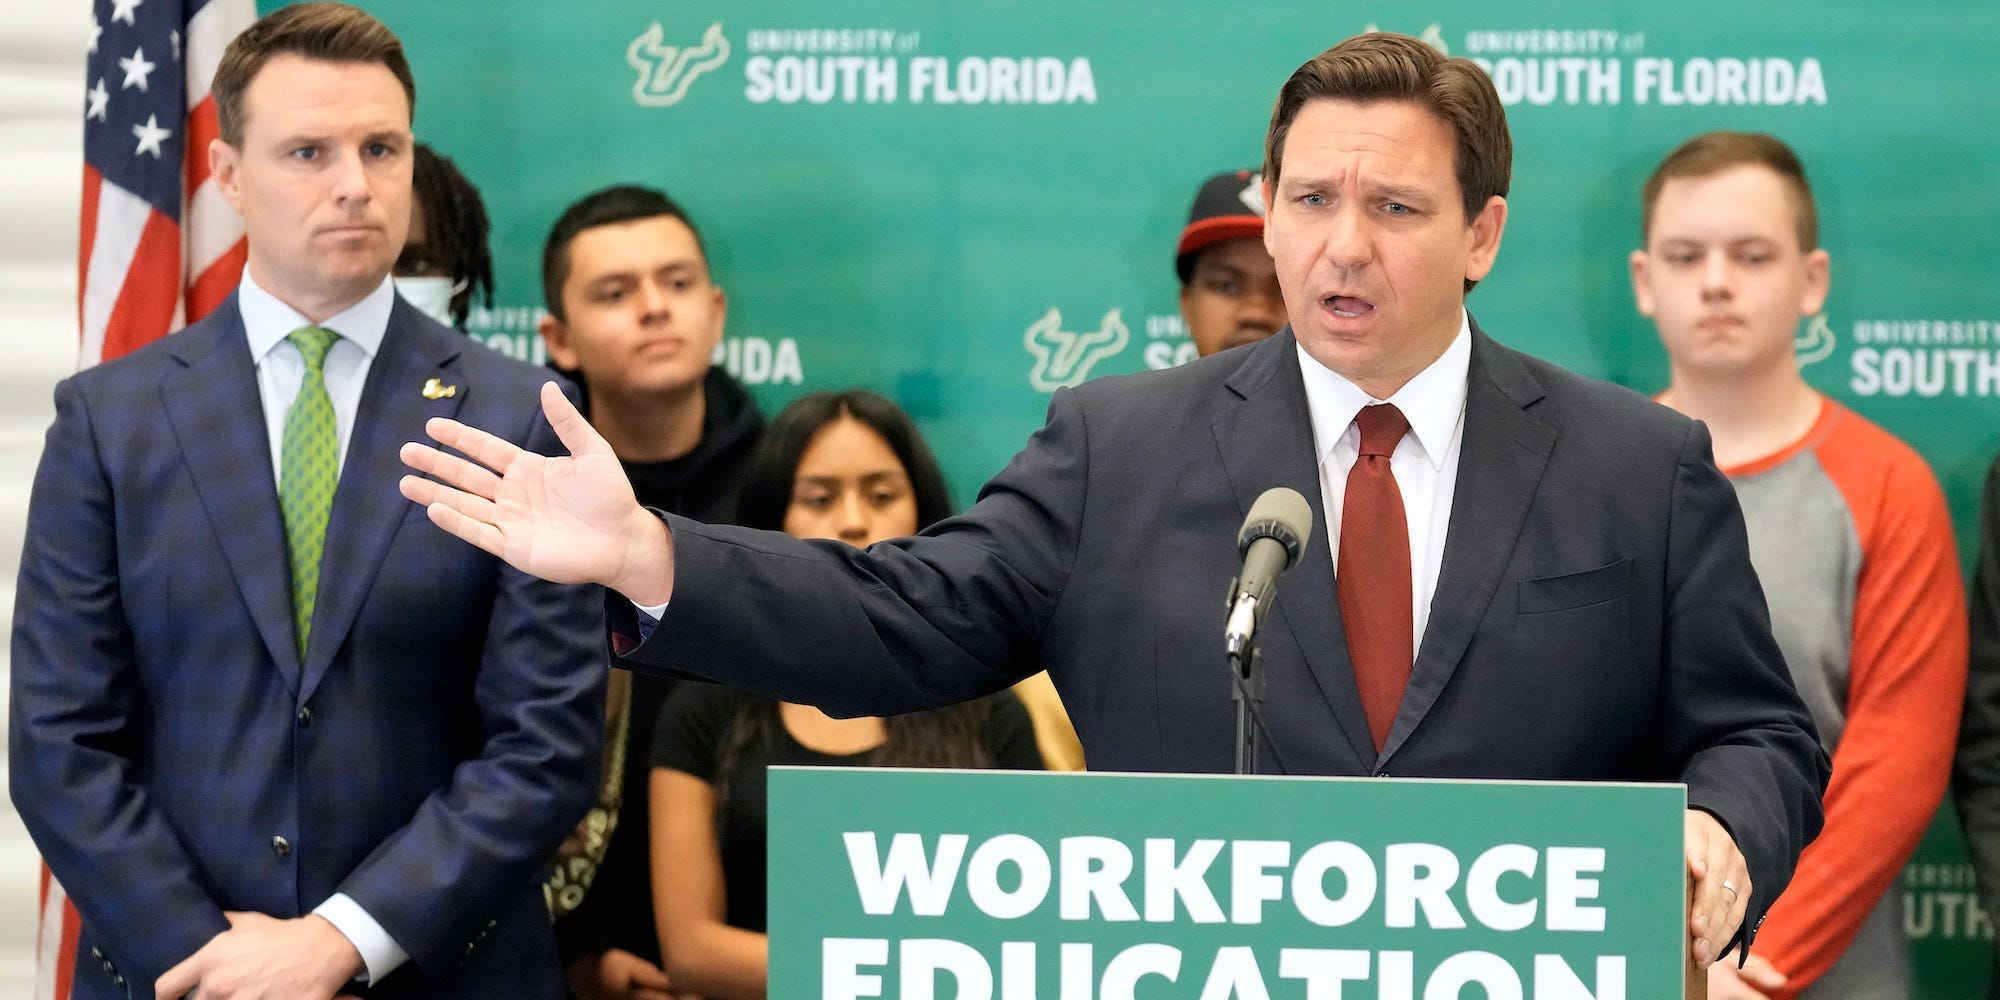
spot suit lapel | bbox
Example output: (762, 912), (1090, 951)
(1211, 331), (1376, 769)
(160, 298), (304, 693)
(1379, 325), (1555, 763)
(301, 301), (466, 699)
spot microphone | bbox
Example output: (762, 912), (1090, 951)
(1223, 487), (1313, 662)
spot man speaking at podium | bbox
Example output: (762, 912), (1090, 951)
(403, 32), (1827, 972)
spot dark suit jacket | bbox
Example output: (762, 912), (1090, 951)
(630, 322), (1827, 948)
(1956, 454), (2000, 975)
(10, 295), (606, 998)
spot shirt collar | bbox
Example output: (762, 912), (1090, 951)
(1296, 309), (1472, 472)
(238, 270), (394, 363)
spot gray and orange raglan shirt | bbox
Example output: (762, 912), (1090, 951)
(1721, 396), (1968, 1000)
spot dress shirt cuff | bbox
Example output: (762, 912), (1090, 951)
(633, 599), (669, 634)
(314, 893), (409, 984)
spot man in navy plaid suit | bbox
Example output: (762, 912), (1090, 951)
(9, 5), (604, 998)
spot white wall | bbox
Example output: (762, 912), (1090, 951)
(0, 1), (92, 991)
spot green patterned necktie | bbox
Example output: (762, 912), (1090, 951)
(280, 325), (340, 658)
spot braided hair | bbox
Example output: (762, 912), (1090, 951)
(409, 143), (495, 329)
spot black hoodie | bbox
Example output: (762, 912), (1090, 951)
(554, 367), (764, 971)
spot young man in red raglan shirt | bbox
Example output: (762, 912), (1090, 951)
(1633, 131), (1968, 1000)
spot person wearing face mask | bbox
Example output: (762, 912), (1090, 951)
(647, 389), (1043, 1000)
(391, 143), (494, 330)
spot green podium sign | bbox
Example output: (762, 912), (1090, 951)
(769, 768), (1686, 998)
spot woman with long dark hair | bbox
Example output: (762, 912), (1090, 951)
(647, 390), (1043, 999)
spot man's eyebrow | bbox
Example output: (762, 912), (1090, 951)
(1366, 183), (1432, 204)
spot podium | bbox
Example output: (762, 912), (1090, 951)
(770, 768), (1702, 999)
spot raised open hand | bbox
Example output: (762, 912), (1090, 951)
(400, 381), (674, 603)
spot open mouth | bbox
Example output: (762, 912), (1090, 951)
(1324, 295), (1376, 319)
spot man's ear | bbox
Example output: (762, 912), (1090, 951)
(1463, 195), (1508, 284)
(1629, 249), (1658, 318)
(209, 139), (243, 212)
(689, 283), (728, 357)
(538, 312), (579, 370)
(1798, 248), (1831, 317)
(1261, 178), (1278, 257)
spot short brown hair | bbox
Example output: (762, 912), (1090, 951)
(1264, 32), (1511, 224)
(1641, 132), (1818, 250)
(212, 2), (416, 146)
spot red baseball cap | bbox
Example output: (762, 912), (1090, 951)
(1176, 169), (1266, 283)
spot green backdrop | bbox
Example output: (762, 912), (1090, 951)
(296, 2), (2000, 993)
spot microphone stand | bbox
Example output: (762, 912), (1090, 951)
(1229, 644), (1265, 775)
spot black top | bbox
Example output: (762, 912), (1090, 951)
(651, 683), (1043, 932)
(554, 367), (764, 967)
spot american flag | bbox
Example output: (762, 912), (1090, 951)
(77, 0), (254, 368)
(44, 1), (255, 996)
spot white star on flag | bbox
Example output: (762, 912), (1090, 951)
(131, 114), (171, 158)
(110, 0), (144, 27)
(88, 15), (102, 54)
(119, 46), (156, 92)
(86, 79), (109, 122)
(171, 30), (181, 61)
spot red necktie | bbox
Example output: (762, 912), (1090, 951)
(1339, 403), (1413, 752)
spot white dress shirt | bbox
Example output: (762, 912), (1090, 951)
(237, 271), (409, 983)
(240, 271), (391, 483)
(1296, 312), (1471, 651)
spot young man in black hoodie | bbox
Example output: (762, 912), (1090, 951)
(535, 185), (764, 1000)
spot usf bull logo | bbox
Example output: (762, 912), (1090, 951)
(1024, 308), (1129, 392)
(1363, 22), (1449, 55)
(1796, 313), (1834, 367)
(628, 22), (730, 107)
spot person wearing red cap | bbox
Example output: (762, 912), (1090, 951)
(1177, 169), (1286, 357)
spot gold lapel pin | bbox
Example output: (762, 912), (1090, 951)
(422, 378), (458, 400)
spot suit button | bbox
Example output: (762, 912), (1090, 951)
(272, 835), (292, 858)
(297, 706), (313, 727)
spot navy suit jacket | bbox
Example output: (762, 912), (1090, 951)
(10, 295), (605, 998)
(631, 322), (1828, 947)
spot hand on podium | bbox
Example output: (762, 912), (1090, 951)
(400, 381), (677, 606)
(1684, 809), (1752, 971)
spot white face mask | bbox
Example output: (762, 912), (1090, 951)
(394, 276), (465, 327)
